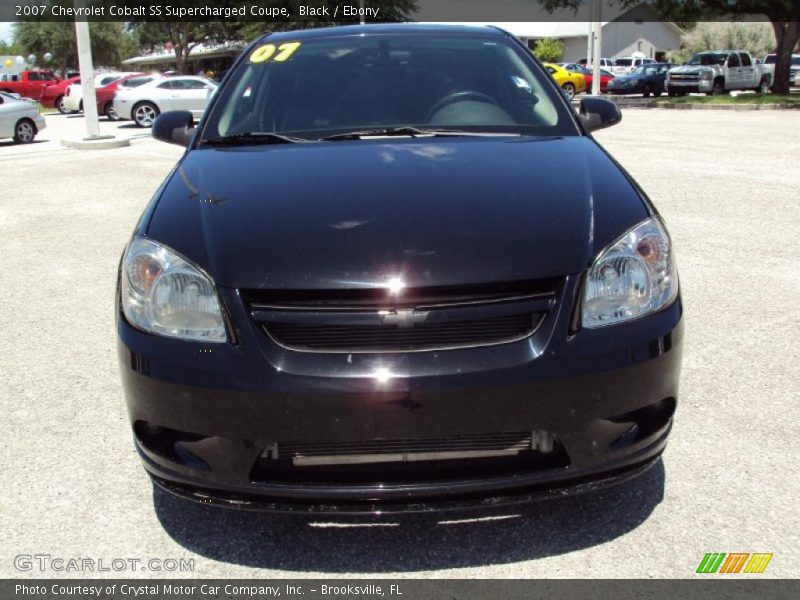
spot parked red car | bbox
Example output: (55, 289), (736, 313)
(40, 76), (81, 113)
(94, 73), (152, 120)
(0, 70), (60, 101)
(580, 68), (615, 93)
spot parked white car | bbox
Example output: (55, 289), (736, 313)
(611, 56), (657, 75)
(578, 57), (613, 69)
(62, 72), (128, 112)
(0, 91), (46, 143)
(114, 76), (218, 127)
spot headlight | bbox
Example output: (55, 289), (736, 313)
(120, 237), (227, 342)
(582, 218), (678, 328)
(700, 71), (713, 80)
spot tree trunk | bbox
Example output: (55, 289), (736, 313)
(771, 21), (800, 95)
(174, 43), (186, 75)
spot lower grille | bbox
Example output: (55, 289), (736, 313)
(265, 431), (554, 466)
(251, 431), (568, 484)
(264, 312), (540, 353)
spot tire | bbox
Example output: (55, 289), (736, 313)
(132, 101), (159, 127)
(105, 101), (119, 121)
(13, 118), (36, 144)
(642, 84), (652, 98)
(709, 79), (726, 96)
(756, 78), (770, 94)
(561, 82), (575, 101)
(667, 90), (677, 97)
(653, 90), (662, 98)
(56, 95), (70, 114)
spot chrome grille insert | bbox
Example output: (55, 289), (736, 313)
(261, 431), (556, 467)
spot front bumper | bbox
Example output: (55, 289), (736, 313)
(63, 93), (82, 112)
(113, 99), (133, 121)
(118, 276), (683, 514)
(666, 79), (712, 93)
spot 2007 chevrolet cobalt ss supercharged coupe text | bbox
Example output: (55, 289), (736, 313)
(117, 25), (682, 513)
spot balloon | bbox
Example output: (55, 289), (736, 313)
(3, 59), (12, 69)
(16, 56), (25, 65)
(27, 53), (36, 65)
(44, 53), (53, 62)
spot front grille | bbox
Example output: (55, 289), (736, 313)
(243, 279), (558, 353)
(670, 73), (700, 81)
(265, 313), (540, 352)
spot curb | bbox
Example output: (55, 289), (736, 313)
(572, 97), (799, 111)
(625, 101), (798, 111)
(60, 137), (132, 150)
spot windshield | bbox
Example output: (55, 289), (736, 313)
(614, 58), (633, 67)
(201, 32), (576, 141)
(687, 53), (727, 66)
(632, 65), (658, 76)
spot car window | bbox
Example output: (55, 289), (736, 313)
(98, 75), (120, 86)
(28, 72), (41, 81)
(121, 77), (154, 88)
(181, 79), (211, 89)
(157, 80), (175, 89)
(687, 53), (727, 66)
(740, 53), (752, 67)
(727, 54), (740, 67)
(203, 33), (575, 141)
(615, 58), (633, 66)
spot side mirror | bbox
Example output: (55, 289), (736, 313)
(578, 96), (622, 132)
(152, 110), (195, 147)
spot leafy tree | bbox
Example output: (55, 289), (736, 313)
(539, 0), (800, 94)
(533, 38), (565, 62)
(130, 1), (418, 72)
(669, 22), (775, 64)
(0, 40), (23, 56)
(13, 21), (129, 74)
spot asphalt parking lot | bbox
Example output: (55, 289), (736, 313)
(1, 108), (798, 579)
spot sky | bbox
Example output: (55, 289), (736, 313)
(0, 22), (13, 44)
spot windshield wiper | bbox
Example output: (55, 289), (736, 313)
(202, 132), (309, 146)
(321, 127), (521, 141)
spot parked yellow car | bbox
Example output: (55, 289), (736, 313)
(543, 63), (587, 100)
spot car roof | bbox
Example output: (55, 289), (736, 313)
(253, 23), (509, 44)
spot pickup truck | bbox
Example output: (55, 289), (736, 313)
(0, 70), (60, 101)
(666, 51), (772, 96)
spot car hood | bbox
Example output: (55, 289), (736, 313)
(145, 136), (649, 290)
(670, 65), (714, 74)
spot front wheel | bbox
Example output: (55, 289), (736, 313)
(642, 84), (652, 98)
(709, 79), (726, 96)
(133, 102), (159, 127)
(561, 82), (576, 101)
(13, 118), (36, 144)
(56, 95), (70, 114)
(756, 78), (770, 94)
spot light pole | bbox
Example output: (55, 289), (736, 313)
(73, 0), (101, 139)
(591, 0), (603, 96)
